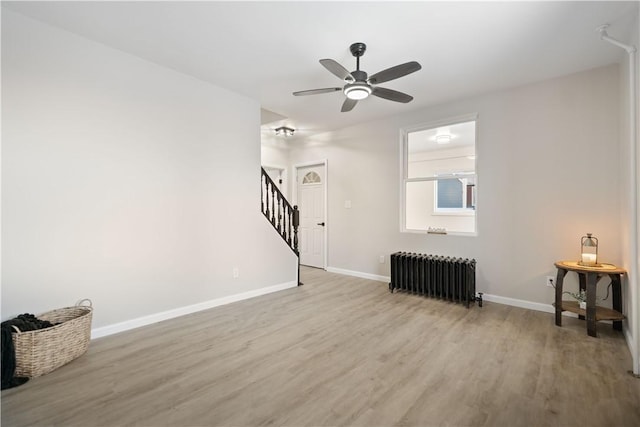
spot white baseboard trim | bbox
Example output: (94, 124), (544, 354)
(325, 267), (579, 318)
(481, 293), (556, 314)
(623, 327), (638, 374)
(326, 266), (390, 283)
(91, 280), (298, 339)
(481, 293), (629, 324)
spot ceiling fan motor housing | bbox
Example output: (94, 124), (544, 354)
(351, 70), (368, 82)
(349, 42), (367, 57)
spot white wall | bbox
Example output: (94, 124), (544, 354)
(261, 143), (290, 168)
(635, 6), (640, 379)
(261, 143), (290, 198)
(289, 65), (621, 309)
(617, 11), (640, 374)
(1, 10), (297, 330)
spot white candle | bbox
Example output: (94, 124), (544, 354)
(581, 253), (597, 265)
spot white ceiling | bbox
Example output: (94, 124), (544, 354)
(4, 1), (637, 145)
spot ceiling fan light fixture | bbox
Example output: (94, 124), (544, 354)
(344, 83), (372, 100)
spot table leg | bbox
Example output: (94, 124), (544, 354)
(578, 273), (586, 320)
(610, 273), (622, 331)
(586, 273), (598, 337)
(555, 268), (568, 327)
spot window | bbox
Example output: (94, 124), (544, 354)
(302, 171), (321, 184)
(402, 116), (477, 235)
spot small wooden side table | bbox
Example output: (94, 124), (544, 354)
(554, 260), (626, 337)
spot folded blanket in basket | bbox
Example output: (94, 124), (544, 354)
(1, 314), (56, 390)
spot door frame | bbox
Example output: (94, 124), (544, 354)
(293, 160), (328, 270)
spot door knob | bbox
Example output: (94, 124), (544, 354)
(317, 222), (325, 226)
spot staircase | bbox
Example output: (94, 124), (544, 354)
(261, 167), (302, 286)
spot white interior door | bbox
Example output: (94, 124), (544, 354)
(297, 164), (325, 268)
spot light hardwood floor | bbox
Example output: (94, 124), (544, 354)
(2, 267), (639, 426)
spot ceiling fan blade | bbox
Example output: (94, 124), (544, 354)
(341, 98), (358, 112)
(368, 61), (422, 84)
(371, 87), (413, 103)
(293, 87), (342, 96)
(320, 59), (355, 82)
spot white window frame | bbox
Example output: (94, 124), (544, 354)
(400, 113), (478, 236)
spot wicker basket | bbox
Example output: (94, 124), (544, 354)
(11, 299), (93, 378)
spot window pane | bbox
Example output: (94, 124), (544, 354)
(407, 120), (475, 179)
(302, 171), (321, 184)
(405, 181), (475, 233)
(406, 181), (433, 230)
(437, 179), (463, 208)
(403, 118), (476, 234)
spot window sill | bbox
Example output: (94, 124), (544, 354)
(431, 211), (476, 217)
(402, 228), (477, 237)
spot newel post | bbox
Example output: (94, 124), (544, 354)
(292, 205), (300, 253)
(292, 205), (303, 286)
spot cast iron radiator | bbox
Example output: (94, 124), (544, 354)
(389, 252), (482, 308)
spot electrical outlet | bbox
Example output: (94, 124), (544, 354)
(233, 267), (239, 279)
(379, 255), (385, 264)
(546, 276), (555, 287)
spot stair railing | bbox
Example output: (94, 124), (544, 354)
(261, 167), (302, 286)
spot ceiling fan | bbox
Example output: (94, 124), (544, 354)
(293, 42), (422, 112)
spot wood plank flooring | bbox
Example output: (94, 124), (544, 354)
(2, 267), (639, 426)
